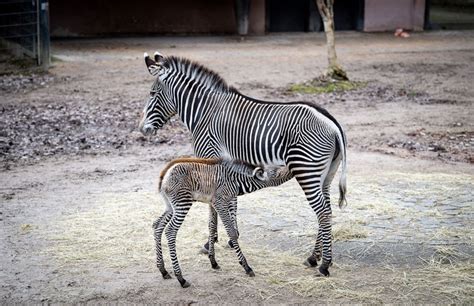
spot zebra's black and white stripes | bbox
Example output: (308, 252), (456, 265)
(154, 157), (291, 287)
(140, 52), (347, 277)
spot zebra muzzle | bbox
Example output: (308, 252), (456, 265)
(141, 125), (156, 136)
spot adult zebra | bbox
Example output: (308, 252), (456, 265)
(139, 52), (347, 276)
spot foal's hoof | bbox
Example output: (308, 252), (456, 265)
(247, 270), (255, 277)
(211, 263), (221, 270)
(200, 242), (209, 254)
(317, 265), (330, 277)
(180, 280), (191, 288)
(304, 256), (318, 267)
(162, 272), (172, 279)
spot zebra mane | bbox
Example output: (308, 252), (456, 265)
(164, 56), (235, 93)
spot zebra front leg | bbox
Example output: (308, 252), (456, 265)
(215, 201), (254, 277)
(208, 206), (220, 270)
(152, 208), (173, 279)
(165, 201), (192, 288)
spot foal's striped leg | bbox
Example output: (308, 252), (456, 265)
(202, 206), (218, 254)
(165, 199), (192, 288)
(153, 206), (173, 279)
(227, 197), (238, 248)
(214, 198), (254, 277)
(208, 207), (220, 269)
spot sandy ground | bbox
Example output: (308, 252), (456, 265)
(0, 31), (473, 303)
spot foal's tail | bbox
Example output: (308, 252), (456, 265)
(336, 127), (348, 209)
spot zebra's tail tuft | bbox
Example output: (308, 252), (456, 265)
(338, 166), (347, 209)
(337, 130), (348, 209)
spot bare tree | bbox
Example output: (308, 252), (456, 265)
(315, 0), (348, 80)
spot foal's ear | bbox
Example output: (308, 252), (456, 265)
(253, 167), (268, 181)
(144, 52), (161, 76)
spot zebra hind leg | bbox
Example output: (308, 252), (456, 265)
(165, 201), (192, 288)
(290, 159), (333, 277)
(153, 209), (173, 279)
(304, 230), (322, 268)
(215, 201), (254, 277)
(227, 197), (238, 249)
(305, 187), (331, 268)
(202, 206), (219, 254)
(307, 156), (340, 270)
(208, 206), (220, 270)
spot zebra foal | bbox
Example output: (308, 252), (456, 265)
(154, 157), (291, 288)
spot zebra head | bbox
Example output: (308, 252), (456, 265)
(139, 52), (176, 136)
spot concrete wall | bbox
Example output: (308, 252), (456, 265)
(364, 0), (426, 31)
(50, 0), (265, 37)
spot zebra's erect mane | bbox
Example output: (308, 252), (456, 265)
(164, 56), (235, 93)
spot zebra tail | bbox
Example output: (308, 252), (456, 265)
(337, 129), (348, 209)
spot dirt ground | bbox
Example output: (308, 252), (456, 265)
(1, 31), (473, 303)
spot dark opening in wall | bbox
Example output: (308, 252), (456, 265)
(266, 0), (364, 32)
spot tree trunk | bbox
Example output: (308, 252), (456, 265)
(316, 0), (348, 80)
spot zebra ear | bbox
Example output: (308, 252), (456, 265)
(144, 52), (161, 76)
(154, 51), (164, 63)
(253, 167), (268, 181)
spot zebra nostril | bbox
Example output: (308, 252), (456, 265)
(142, 125), (155, 136)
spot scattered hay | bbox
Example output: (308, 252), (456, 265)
(20, 223), (34, 234)
(430, 226), (473, 243)
(39, 169), (473, 303)
(391, 256), (474, 303)
(333, 220), (369, 241)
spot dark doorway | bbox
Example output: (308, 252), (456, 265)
(266, 0), (311, 32)
(334, 0), (364, 31)
(266, 0), (364, 32)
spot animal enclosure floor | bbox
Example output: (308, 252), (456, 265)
(1, 32), (473, 303)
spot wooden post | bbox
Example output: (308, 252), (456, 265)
(235, 0), (250, 36)
(39, 0), (50, 69)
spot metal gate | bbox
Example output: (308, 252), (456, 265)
(0, 0), (50, 68)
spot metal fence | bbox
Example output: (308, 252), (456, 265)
(0, 0), (50, 68)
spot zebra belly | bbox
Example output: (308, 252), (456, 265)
(192, 191), (213, 204)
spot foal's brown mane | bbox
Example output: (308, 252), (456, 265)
(158, 157), (260, 190)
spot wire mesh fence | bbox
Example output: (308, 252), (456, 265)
(0, 0), (49, 67)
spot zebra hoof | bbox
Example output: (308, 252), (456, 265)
(162, 272), (172, 279)
(200, 242), (209, 254)
(247, 270), (255, 277)
(180, 280), (191, 288)
(317, 266), (330, 277)
(211, 263), (221, 270)
(304, 256), (318, 267)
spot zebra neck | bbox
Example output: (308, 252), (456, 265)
(175, 85), (228, 132)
